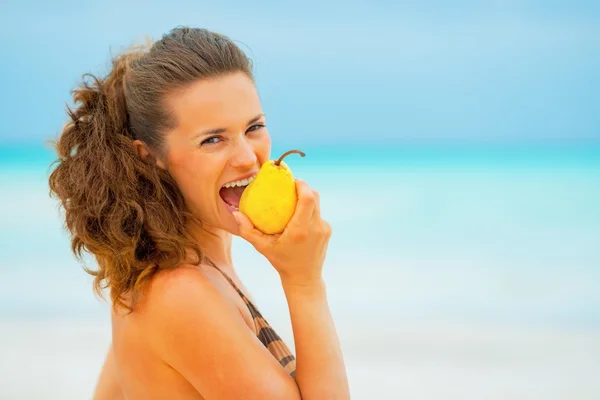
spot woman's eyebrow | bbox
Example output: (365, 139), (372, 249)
(195, 113), (265, 138)
(246, 113), (265, 126)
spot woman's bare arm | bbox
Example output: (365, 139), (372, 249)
(283, 279), (350, 399)
(234, 180), (351, 399)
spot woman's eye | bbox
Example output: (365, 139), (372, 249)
(201, 136), (222, 146)
(247, 124), (265, 133)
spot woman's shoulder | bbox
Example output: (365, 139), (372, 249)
(112, 264), (213, 322)
(131, 264), (256, 354)
(133, 263), (248, 328)
(121, 264), (300, 400)
(114, 262), (257, 361)
(150, 263), (211, 290)
(143, 264), (227, 311)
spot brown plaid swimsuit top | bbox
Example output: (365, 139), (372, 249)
(206, 259), (297, 378)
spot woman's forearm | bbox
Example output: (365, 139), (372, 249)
(282, 278), (350, 400)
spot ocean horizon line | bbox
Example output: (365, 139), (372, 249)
(1, 141), (599, 169)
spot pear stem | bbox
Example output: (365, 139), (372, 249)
(275, 150), (306, 166)
(274, 149), (305, 166)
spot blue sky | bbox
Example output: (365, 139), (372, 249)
(0, 0), (599, 146)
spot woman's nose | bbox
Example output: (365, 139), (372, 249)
(230, 139), (257, 169)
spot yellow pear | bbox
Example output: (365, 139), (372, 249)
(239, 150), (305, 234)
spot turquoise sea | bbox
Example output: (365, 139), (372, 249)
(1, 143), (600, 399)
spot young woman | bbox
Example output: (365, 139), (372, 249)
(48, 27), (349, 399)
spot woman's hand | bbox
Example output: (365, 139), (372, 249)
(233, 179), (332, 287)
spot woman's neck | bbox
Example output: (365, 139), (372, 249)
(187, 219), (234, 273)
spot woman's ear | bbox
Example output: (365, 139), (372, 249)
(133, 140), (167, 170)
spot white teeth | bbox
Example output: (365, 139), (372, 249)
(223, 175), (255, 188)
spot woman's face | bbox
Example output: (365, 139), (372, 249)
(160, 72), (271, 234)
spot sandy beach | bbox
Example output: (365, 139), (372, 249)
(2, 315), (599, 399)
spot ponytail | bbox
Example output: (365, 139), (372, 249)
(49, 48), (201, 311)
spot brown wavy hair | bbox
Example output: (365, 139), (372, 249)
(48, 27), (254, 311)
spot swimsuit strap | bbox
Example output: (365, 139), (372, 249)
(204, 257), (242, 293)
(204, 257), (262, 319)
(204, 257), (297, 377)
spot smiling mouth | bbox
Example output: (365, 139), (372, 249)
(219, 186), (245, 210)
(219, 176), (255, 211)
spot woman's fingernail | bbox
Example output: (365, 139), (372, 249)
(232, 212), (241, 225)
